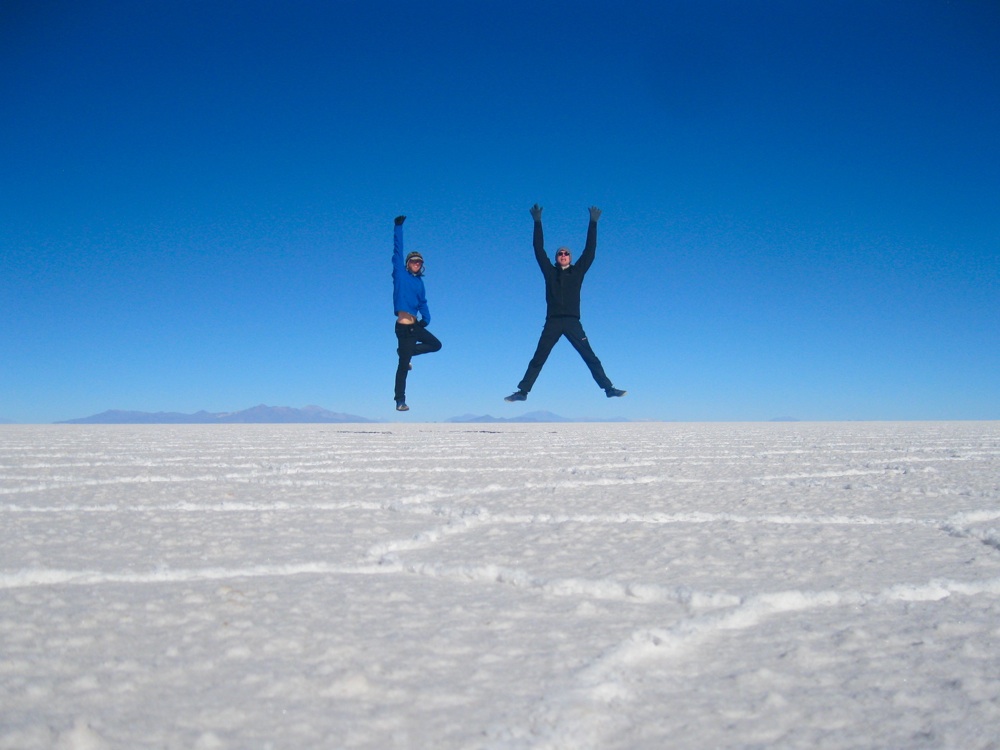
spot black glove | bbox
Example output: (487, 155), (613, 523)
(417, 319), (428, 327)
(394, 215), (406, 226)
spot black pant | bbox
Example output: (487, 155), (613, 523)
(394, 322), (442, 401)
(517, 316), (612, 393)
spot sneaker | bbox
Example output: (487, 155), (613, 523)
(504, 390), (528, 402)
(395, 400), (409, 411)
(605, 387), (627, 398)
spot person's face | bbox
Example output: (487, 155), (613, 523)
(556, 249), (571, 267)
(407, 257), (423, 274)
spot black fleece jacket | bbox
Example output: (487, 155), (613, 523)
(533, 218), (598, 319)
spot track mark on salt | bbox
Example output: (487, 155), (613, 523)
(511, 576), (1000, 749)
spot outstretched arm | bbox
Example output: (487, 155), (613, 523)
(577, 206), (599, 272)
(530, 203), (547, 270)
(392, 215), (406, 272)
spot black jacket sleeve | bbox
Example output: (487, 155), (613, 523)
(574, 220), (598, 274)
(532, 219), (549, 274)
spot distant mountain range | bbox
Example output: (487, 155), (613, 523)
(58, 404), (375, 425)
(51, 406), (639, 425)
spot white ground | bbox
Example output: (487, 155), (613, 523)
(2, 422), (999, 749)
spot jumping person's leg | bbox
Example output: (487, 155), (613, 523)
(563, 319), (614, 391)
(395, 323), (441, 407)
(516, 318), (564, 394)
(394, 323), (417, 404)
(411, 326), (442, 357)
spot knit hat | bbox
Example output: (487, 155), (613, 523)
(406, 251), (423, 264)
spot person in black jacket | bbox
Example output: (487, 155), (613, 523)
(505, 204), (626, 402)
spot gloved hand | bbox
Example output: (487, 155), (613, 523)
(529, 204), (543, 222)
(394, 215), (406, 226)
(588, 206), (602, 222)
(417, 319), (429, 328)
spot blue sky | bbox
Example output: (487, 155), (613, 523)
(2, 0), (998, 423)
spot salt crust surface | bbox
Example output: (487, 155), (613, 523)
(1, 422), (999, 749)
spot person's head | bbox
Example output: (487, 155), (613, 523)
(406, 251), (424, 276)
(555, 247), (572, 268)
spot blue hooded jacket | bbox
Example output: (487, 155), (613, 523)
(392, 223), (430, 324)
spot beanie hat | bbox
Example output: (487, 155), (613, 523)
(406, 251), (423, 263)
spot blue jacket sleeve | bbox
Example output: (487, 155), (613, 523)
(393, 223), (405, 275)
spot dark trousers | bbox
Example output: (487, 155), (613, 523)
(517, 316), (612, 393)
(394, 322), (442, 401)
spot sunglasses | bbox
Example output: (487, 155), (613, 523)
(556, 251), (570, 257)
(408, 258), (423, 265)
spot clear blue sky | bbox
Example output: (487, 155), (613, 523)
(2, 0), (998, 423)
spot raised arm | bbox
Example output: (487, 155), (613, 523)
(576, 206), (600, 272)
(530, 203), (548, 271)
(392, 215), (406, 273)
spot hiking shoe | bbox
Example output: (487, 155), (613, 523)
(605, 387), (627, 398)
(504, 390), (528, 402)
(395, 400), (409, 412)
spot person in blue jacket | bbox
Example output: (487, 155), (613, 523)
(392, 215), (441, 411)
(505, 204), (625, 402)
